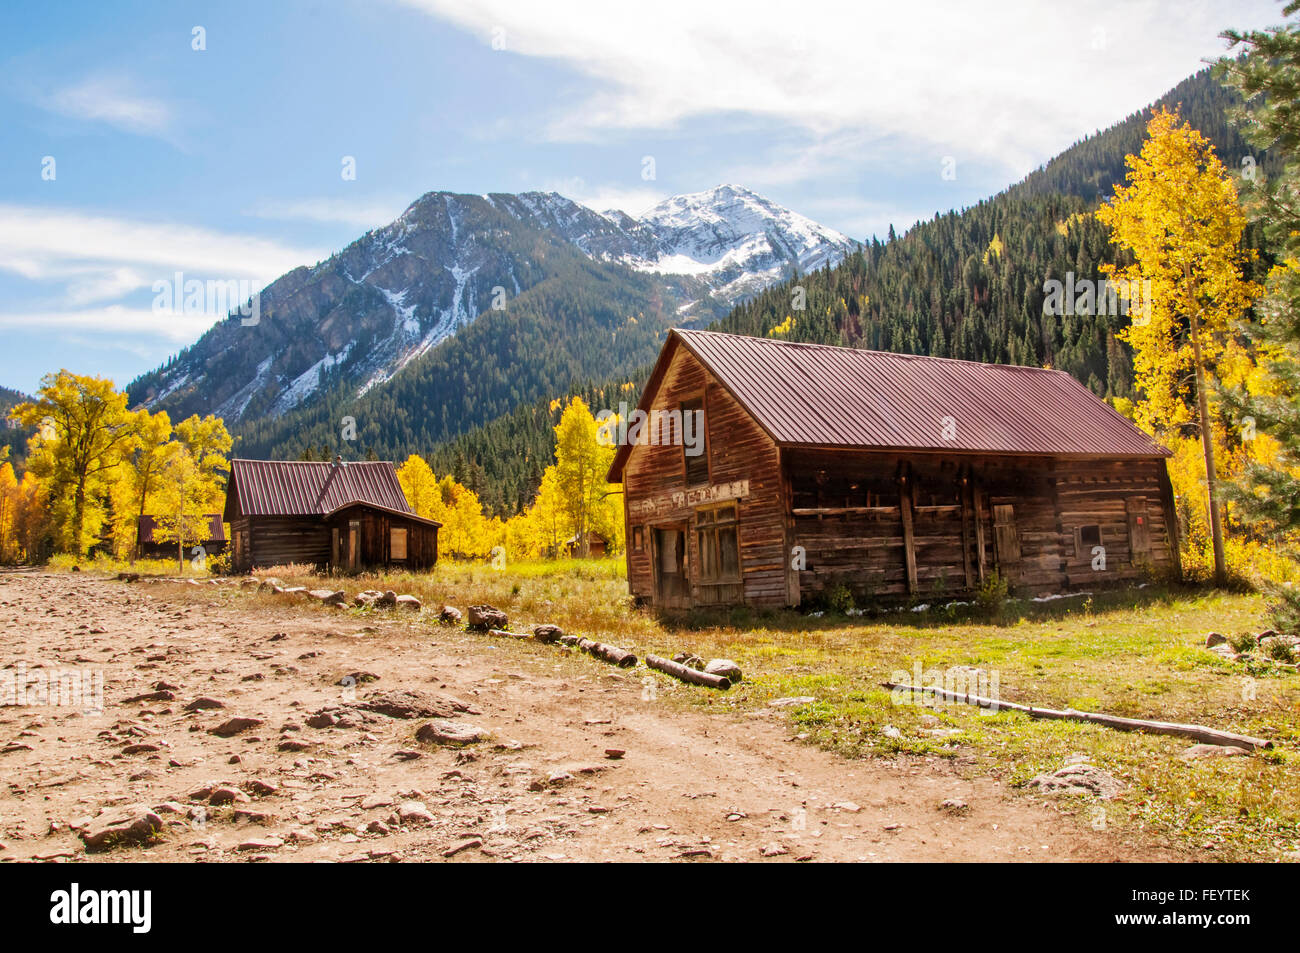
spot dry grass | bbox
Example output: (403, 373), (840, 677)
(146, 557), (1299, 860)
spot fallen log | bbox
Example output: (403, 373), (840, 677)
(488, 628), (531, 640)
(880, 682), (1272, 750)
(577, 638), (637, 668)
(647, 654), (731, 689)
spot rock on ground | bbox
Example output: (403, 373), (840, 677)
(467, 605), (508, 630)
(705, 659), (742, 682)
(1027, 763), (1124, 799)
(78, 807), (164, 853)
(416, 719), (487, 746)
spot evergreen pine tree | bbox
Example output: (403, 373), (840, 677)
(1219, 5), (1300, 630)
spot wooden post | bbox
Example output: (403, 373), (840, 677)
(960, 468), (975, 590)
(1157, 464), (1182, 581)
(898, 464), (918, 594)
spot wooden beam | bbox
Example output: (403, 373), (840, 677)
(898, 465), (918, 594)
(960, 473), (975, 589)
(973, 485), (987, 583)
(791, 505), (898, 516)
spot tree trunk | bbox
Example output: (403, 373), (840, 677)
(1188, 306), (1227, 585)
(72, 480), (86, 557)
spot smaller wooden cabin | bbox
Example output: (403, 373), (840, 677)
(223, 458), (439, 573)
(136, 514), (227, 560)
(563, 531), (609, 558)
(609, 329), (1179, 610)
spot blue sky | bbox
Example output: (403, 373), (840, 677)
(0, 0), (1283, 394)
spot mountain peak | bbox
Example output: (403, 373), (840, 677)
(131, 182), (856, 428)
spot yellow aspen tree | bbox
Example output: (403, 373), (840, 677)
(12, 372), (141, 555)
(1096, 108), (1261, 583)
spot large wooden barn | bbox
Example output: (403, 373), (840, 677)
(223, 458), (440, 573)
(608, 329), (1179, 609)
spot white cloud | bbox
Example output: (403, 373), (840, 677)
(402, 0), (1280, 177)
(45, 74), (172, 137)
(0, 206), (323, 348)
(0, 205), (322, 291)
(245, 195), (411, 230)
(0, 307), (223, 343)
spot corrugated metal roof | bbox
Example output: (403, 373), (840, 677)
(226, 459), (413, 518)
(137, 514), (225, 543)
(610, 329), (1166, 478)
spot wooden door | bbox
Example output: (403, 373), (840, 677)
(1127, 498), (1150, 560)
(331, 527), (340, 568)
(652, 525), (689, 608)
(992, 504), (1021, 580)
(348, 520), (360, 571)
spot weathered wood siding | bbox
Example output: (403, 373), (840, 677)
(247, 517), (331, 569)
(325, 506), (438, 572)
(623, 346), (787, 607)
(230, 517), (253, 573)
(230, 510), (436, 573)
(785, 449), (1176, 604)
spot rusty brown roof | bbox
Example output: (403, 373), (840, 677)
(137, 514), (225, 543)
(610, 329), (1167, 479)
(225, 459), (413, 519)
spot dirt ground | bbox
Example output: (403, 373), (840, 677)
(0, 570), (1189, 863)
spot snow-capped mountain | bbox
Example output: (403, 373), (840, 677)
(129, 185), (857, 427)
(500, 184), (857, 302)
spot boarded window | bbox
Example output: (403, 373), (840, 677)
(682, 397), (708, 487)
(992, 504), (1021, 574)
(391, 527), (407, 560)
(697, 505), (740, 584)
(1126, 498), (1150, 558)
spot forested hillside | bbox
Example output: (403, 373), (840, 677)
(0, 386), (32, 468)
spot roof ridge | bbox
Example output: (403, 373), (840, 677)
(231, 458), (398, 465)
(674, 328), (1070, 375)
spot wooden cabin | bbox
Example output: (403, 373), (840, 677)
(608, 329), (1179, 610)
(563, 531), (609, 558)
(136, 514), (227, 560)
(223, 458), (440, 573)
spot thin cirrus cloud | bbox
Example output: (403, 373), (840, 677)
(43, 74), (173, 138)
(245, 195), (414, 230)
(400, 0), (1279, 178)
(0, 307), (224, 344)
(0, 205), (323, 334)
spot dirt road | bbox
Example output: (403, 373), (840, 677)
(0, 571), (1182, 862)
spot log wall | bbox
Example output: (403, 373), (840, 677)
(785, 449), (1177, 604)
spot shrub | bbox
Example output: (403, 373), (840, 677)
(1264, 638), (1297, 664)
(206, 551), (231, 576)
(976, 571), (1008, 613)
(1265, 582), (1300, 639)
(825, 583), (855, 615)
